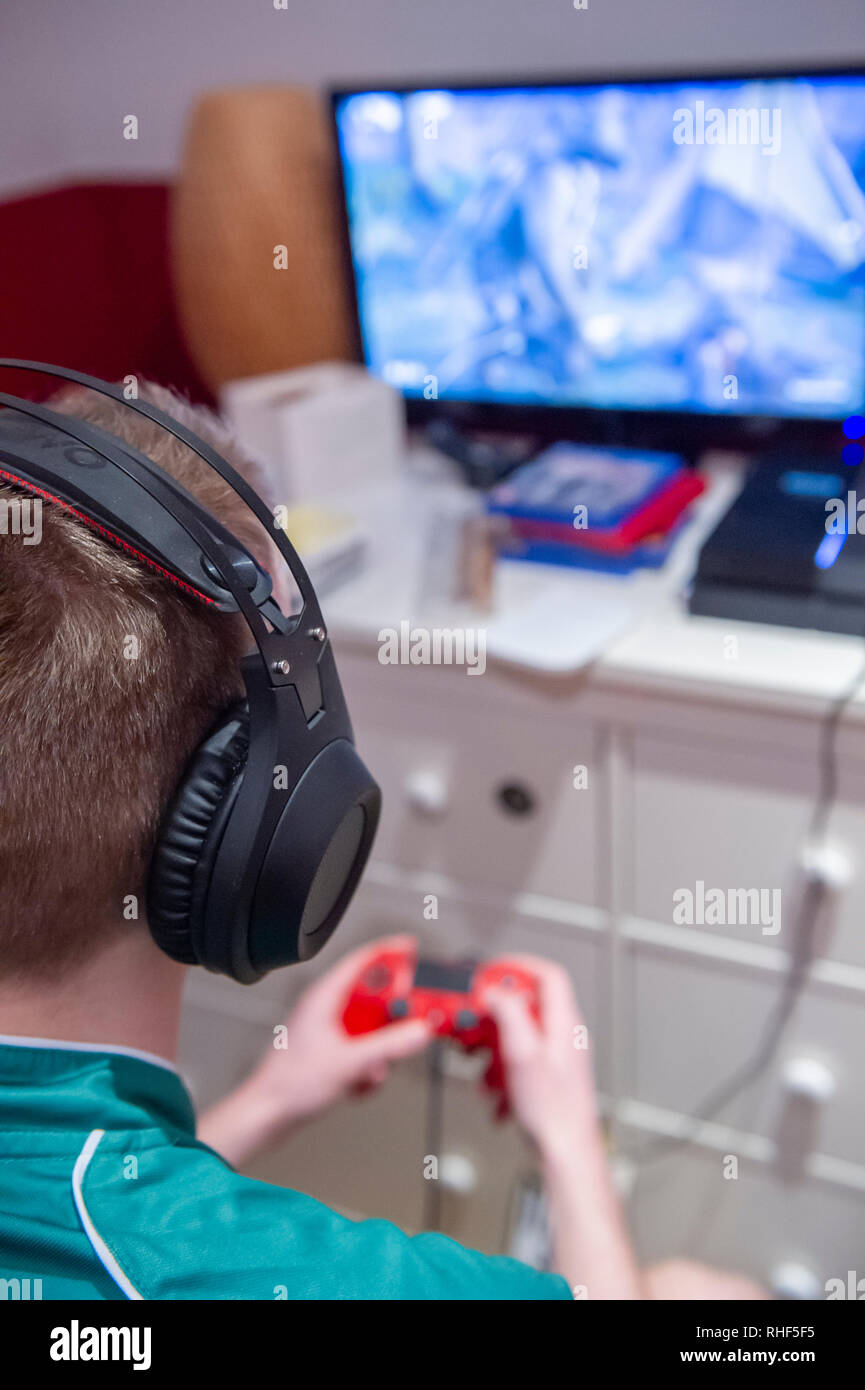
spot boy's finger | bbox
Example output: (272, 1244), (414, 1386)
(484, 987), (539, 1063)
(362, 1061), (389, 1089)
(489, 953), (578, 1039)
(350, 1017), (431, 1064)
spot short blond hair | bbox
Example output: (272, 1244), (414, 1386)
(0, 382), (276, 979)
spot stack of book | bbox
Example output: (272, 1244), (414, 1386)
(486, 442), (705, 574)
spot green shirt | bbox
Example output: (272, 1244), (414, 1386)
(0, 1038), (571, 1301)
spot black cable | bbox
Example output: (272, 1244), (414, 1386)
(423, 1040), (446, 1230)
(629, 643), (865, 1168)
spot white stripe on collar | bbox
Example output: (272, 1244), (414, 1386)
(0, 1032), (179, 1075)
(72, 1129), (145, 1300)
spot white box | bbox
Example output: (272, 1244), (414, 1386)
(220, 362), (405, 504)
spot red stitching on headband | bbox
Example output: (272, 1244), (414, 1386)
(0, 466), (217, 607)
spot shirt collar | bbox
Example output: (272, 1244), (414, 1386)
(0, 1032), (179, 1073)
(0, 1034), (196, 1148)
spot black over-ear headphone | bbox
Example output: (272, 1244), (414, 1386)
(0, 361), (381, 982)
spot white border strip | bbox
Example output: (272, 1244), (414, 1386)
(0, 1032), (178, 1074)
(71, 1129), (144, 1301)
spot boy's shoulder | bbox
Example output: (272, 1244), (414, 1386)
(81, 1126), (571, 1302)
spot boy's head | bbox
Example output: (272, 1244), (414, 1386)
(0, 382), (279, 981)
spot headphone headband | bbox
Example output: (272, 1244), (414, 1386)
(0, 360), (381, 981)
(0, 360), (324, 714)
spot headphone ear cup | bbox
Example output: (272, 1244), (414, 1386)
(147, 702), (250, 964)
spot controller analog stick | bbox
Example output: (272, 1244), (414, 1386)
(456, 1009), (479, 1030)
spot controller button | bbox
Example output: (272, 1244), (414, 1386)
(388, 998), (409, 1019)
(456, 1009), (479, 1030)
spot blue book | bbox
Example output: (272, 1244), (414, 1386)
(488, 442), (687, 531)
(498, 528), (679, 574)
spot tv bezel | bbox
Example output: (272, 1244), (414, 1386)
(330, 63), (865, 456)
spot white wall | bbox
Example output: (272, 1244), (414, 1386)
(1, 0), (863, 196)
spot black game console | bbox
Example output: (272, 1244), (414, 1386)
(690, 454), (865, 638)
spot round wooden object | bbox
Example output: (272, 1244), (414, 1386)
(171, 86), (355, 392)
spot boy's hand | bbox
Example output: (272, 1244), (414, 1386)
(198, 935), (431, 1167)
(250, 934), (431, 1121)
(483, 954), (599, 1162)
(486, 954), (644, 1298)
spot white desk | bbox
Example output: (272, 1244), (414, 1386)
(325, 445), (865, 721)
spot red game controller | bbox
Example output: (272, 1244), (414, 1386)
(342, 946), (541, 1107)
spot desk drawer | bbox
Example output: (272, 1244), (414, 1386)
(632, 730), (865, 969)
(624, 944), (865, 1170)
(349, 693), (600, 909)
(628, 1144), (865, 1296)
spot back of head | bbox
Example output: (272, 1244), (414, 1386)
(0, 382), (276, 981)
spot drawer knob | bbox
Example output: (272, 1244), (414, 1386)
(438, 1152), (478, 1195)
(782, 1056), (836, 1104)
(496, 781), (537, 817)
(770, 1262), (821, 1301)
(405, 770), (449, 818)
(774, 1057), (836, 1183)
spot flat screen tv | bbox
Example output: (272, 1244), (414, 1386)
(332, 68), (865, 453)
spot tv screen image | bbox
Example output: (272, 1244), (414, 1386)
(333, 75), (865, 421)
